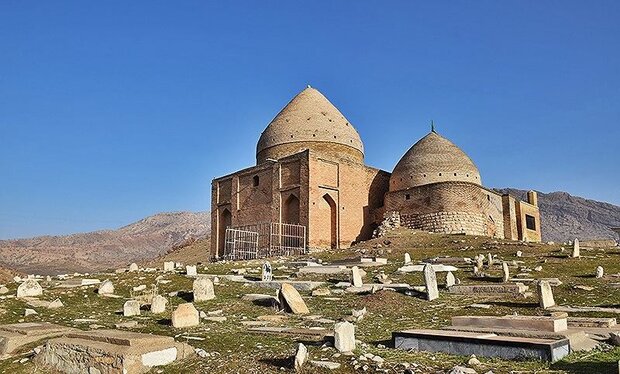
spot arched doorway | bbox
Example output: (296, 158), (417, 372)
(283, 194), (300, 224)
(322, 193), (338, 249)
(218, 208), (232, 257)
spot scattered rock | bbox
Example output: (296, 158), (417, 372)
(312, 288), (331, 297)
(596, 266), (604, 278)
(24, 308), (37, 316)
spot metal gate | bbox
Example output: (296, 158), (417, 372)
(223, 222), (306, 260)
(223, 228), (259, 260)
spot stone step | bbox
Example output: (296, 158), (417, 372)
(392, 328), (570, 362)
(452, 315), (567, 332)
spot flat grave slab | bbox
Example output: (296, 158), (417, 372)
(393, 328), (570, 362)
(0, 322), (78, 358)
(568, 317), (616, 328)
(448, 284), (528, 295)
(35, 329), (193, 374)
(248, 326), (332, 339)
(452, 315), (568, 332)
(398, 264), (459, 273)
(253, 280), (325, 291)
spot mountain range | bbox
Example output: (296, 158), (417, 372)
(0, 189), (618, 275)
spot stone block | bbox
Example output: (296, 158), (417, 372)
(172, 303), (200, 328)
(452, 315), (568, 332)
(34, 329), (194, 373)
(0, 322), (78, 357)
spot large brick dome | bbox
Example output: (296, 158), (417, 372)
(256, 87), (364, 164)
(390, 131), (481, 191)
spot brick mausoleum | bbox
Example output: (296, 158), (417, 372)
(211, 87), (541, 257)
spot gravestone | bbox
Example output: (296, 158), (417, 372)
(502, 262), (510, 283)
(262, 262), (273, 282)
(171, 303), (199, 328)
(487, 253), (494, 267)
(278, 283), (309, 314)
(294, 342), (308, 372)
(163, 262), (175, 272)
(128, 263), (139, 272)
(351, 266), (363, 287)
(445, 271), (456, 287)
(595, 266), (604, 278)
(423, 264), (439, 301)
(98, 280), (114, 295)
(151, 295), (168, 314)
(572, 239), (580, 258)
(17, 279), (43, 298)
(538, 280), (556, 309)
(186, 265), (197, 277)
(123, 300), (140, 317)
(334, 321), (355, 353)
(404, 253), (412, 265)
(193, 277), (215, 302)
(476, 255), (484, 270)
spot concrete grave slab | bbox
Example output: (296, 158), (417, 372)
(398, 264), (459, 273)
(452, 315), (568, 332)
(393, 328), (570, 362)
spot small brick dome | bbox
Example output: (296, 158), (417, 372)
(390, 131), (481, 191)
(256, 87), (364, 163)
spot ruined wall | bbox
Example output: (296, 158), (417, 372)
(502, 194), (519, 240)
(384, 181), (505, 238)
(515, 200), (541, 243)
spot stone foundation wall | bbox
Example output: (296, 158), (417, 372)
(400, 211), (489, 236)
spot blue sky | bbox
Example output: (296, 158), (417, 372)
(1, 1), (619, 239)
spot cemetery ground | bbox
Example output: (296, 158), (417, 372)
(1, 228), (620, 373)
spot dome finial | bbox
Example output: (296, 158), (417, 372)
(306, 84), (312, 89)
(431, 120), (436, 133)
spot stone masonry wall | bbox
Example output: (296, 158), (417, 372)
(400, 211), (488, 236)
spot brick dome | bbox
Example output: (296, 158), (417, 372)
(256, 87), (364, 164)
(390, 131), (481, 191)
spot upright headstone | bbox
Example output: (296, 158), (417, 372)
(476, 255), (484, 270)
(423, 264), (439, 301)
(334, 321), (356, 353)
(595, 266), (604, 278)
(572, 239), (580, 258)
(193, 277), (215, 302)
(17, 279), (43, 298)
(351, 266), (363, 287)
(445, 271), (456, 288)
(487, 253), (494, 267)
(404, 253), (412, 265)
(186, 265), (197, 277)
(294, 343), (308, 372)
(123, 300), (141, 316)
(163, 262), (175, 272)
(151, 295), (168, 314)
(502, 262), (510, 283)
(538, 280), (556, 309)
(516, 251), (523, 257)
(98, 280), (115, 295)
(128, 263), (139, 272)
(171, 303), (200, 328)
(262, 262), (273, 282)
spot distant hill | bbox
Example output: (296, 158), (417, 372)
(498, 189), (620, 243)
(0, 212), (210, 275)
